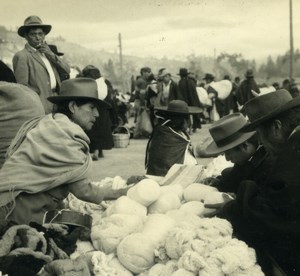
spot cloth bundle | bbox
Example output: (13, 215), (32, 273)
(0, 113), (92, 209)
(0, 81), (45, 168)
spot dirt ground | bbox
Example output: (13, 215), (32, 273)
(90, 123), (214, 181)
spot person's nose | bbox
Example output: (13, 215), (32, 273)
(94, 108), (99, 117)
(224, 152), (231, 161)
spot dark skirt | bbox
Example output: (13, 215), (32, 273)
(87, 109), (114, 152)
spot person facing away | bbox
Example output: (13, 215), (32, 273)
(145, 100), (202, 176)
(203, 113), (271, 194)
(79, 65), (113, 160)
(13, 15), (70, 114)
(178, 68), (203, 132)
(216, 89), (300, 275)
(0, 78), (129, 226)
(235, 69), (260, 107)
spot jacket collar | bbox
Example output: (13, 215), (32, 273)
(25, 43), (47, 70)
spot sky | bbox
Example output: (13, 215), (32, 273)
(1, 0), (300, 61)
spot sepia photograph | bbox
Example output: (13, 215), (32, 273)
(0, 0), (299, 275)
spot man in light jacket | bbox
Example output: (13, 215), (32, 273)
(13, 15), (70, 113)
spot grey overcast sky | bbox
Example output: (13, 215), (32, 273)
(1, 0), (299, 61)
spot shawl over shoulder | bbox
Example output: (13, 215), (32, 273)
(0, 113), (92, 207)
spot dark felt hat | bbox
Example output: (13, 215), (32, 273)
(18, 15), (52, 37)
(47, 78), (110, 108)
(245, 69), (254, 78)
(177, 68), (189, 76)
(203, 73), (215, 80)
(82, 65), (101, 79)
(155, 100), (202, 115)
(48, 44), (64, 56)
(205, 113), (256, 155)
(240, 89), (300, 132)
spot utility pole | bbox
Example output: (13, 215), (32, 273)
(214, 48), (217, 78)
(289, 0), (294, 79)
(118, 33), (126, 93)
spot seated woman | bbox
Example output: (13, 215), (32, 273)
(0, 78), (129, 225)
(204, 113), (272, 194)
(145, 100), (202, 176)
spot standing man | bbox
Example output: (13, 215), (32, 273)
(13, 15), (70, 113)
(155, 69), (181, 106)
(235, 69), (260, 108)
(178, 68), (202, 133)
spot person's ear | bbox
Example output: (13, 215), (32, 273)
(68, 101), (76, 114)
(240, 142), (248, 151)
(272, 119), (283, 137)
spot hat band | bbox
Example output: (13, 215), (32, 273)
(214, 130), (245, 147)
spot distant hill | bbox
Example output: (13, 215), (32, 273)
(1, 25), (299, 91)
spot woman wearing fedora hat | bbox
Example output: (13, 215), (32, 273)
(145, 100), (202, 176)
(0, 78), (129, 225)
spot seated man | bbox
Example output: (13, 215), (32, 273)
(204, 113), (271, 194)
(217, 90), (300, 275)
(145, 100), (202, 176)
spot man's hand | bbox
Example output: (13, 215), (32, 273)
(202, 177), (220, 186)
(204, 193), (235, 217)
(37, 42), (55, 57)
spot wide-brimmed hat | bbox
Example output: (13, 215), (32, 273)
(177, 68), (189, 77)
(245, 69), (254, 78)
(18, 15), (52, 37)
(205, 113), (256, 155)
(240, 89), (300, 132)
(48, 44), (64, 56)
(159, 69), (171, 78)
(82, 65), (101, 78)
(47, 78), (110, 108)
(203, 73), (214, 81)
(155, 100), (202, 114)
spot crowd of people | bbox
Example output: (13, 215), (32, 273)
(0, 14), (300, 275)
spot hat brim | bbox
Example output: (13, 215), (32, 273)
(205, 131), (256, 155)
(18, 25), (52, 37)
(155, 106), (203, 114)
(47, 96), (111, 109)
(240, 96), (300, 132)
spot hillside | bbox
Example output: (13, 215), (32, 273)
(1, 26), (299, 92)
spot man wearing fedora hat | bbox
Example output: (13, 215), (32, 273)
(13, 15), (70, 114)
(0, 78), (129, 225)
(145, 100), (202, 176)
(155, 69), (181, 107)
(216, 90), (300, 275)
(177, 68), (203, 133)
(235, 68), (259, 107)
(203, 113), (270, 194)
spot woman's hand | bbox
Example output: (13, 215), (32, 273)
(102, 184), (134, 201)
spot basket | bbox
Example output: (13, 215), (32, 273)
(113, 126), (130, 148)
